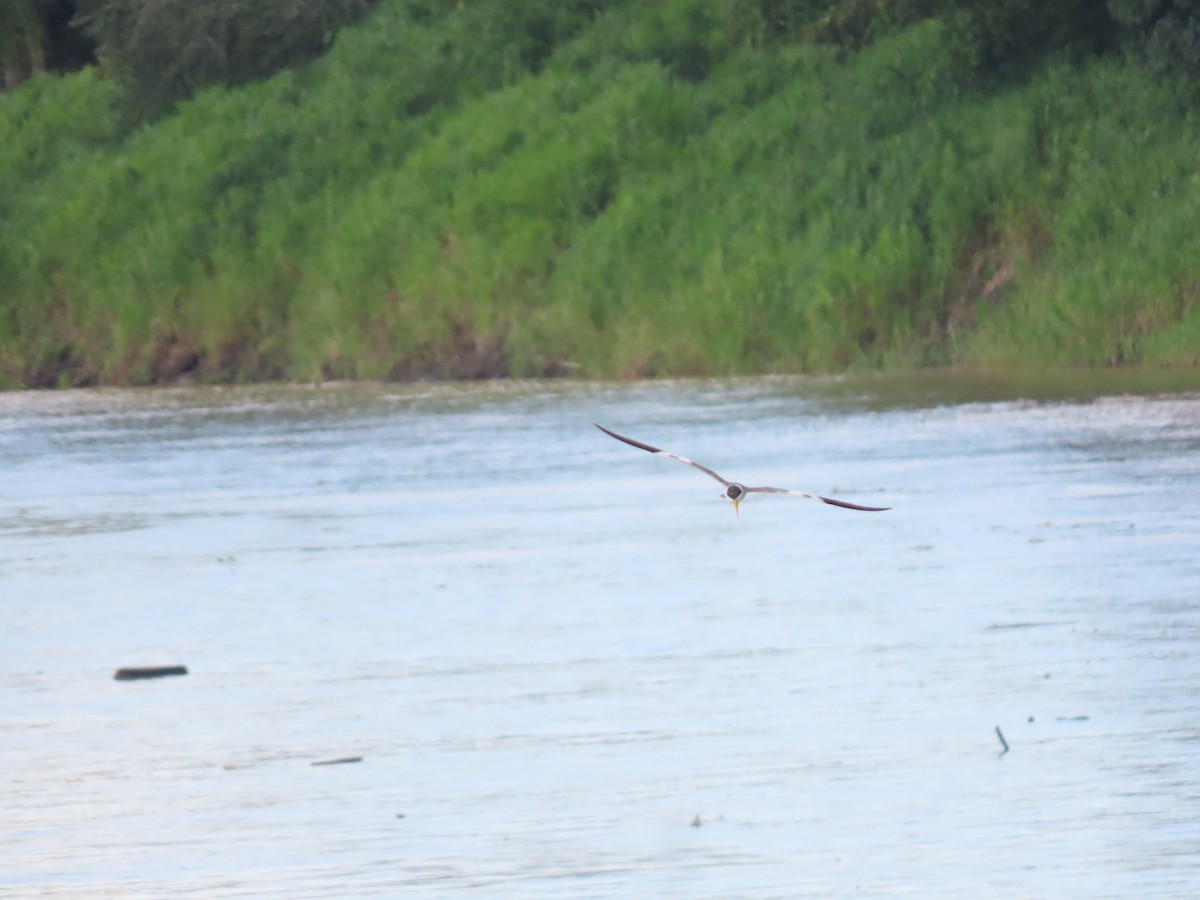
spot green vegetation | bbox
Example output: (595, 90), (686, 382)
(2, 0), (1200, 387)
(72, 0), (376, 120)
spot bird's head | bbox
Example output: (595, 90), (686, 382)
(722, 483), (744, 517)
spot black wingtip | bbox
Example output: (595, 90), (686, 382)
(821, 497), (891, 512)
(594, 423), (662, 454)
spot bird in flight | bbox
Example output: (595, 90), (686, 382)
(595, 423), (890, 517)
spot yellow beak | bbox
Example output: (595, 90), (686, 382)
(732, 497), (740, 518)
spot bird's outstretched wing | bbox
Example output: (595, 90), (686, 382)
(746, 485), (890, 512)
(594, 423), (730, 487)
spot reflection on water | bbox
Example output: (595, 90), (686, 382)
(2, 373), (1200, 897)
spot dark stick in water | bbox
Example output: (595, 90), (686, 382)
(995, 725), (1010, 755)
(113, 665), (188, 681)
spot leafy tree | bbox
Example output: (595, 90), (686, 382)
(723, 0), (940, 50)
(1109, 0), (1200, 77)
(74, 0), (377, 118)
(1, 0), (45, 88)
(2, 0), (92, 87)
(944, 0), (1118, 79)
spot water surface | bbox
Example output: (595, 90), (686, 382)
(3, 373), (1200, 897)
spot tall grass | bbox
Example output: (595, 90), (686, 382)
(1, 0), (1198, 386)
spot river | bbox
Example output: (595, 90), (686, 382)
(2, 372), (1199, 897)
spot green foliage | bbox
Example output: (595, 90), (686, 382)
(964, 59), (1200, 367)
(1109, 0), (1200, 77)
(944, 0), (1117, 80)
(74, 0), (376, 118)
(2, 0), (1200, 387)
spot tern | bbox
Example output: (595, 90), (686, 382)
(595, 423), (890, 517)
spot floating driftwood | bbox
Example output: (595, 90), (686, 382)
(311, 756), (363, 767)
(113, 665), (188, 681)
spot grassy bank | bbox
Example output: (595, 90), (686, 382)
(2, 1), (1199, 387)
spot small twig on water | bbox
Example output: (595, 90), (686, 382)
(995, 725), (1010, 756)
(311, 756), (363, 766)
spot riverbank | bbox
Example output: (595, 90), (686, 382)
(2, 3), (1198, 388)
